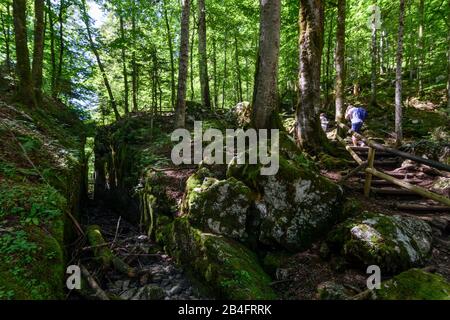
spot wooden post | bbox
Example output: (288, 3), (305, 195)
(364, 147), (376, 197)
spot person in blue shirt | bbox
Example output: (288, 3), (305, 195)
(345, 105), (368, 146)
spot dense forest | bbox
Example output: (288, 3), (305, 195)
(0, 0), (449, 302)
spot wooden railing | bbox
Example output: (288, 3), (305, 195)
(336, 122), (450, 207)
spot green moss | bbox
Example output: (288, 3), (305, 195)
(0, 226), (64, 300)
(326, 213), (433, 274)
(157, 217), (277, 300)
(373, 269), (450, 300)
(262, 252), (291, 276)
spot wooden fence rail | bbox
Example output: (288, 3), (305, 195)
(336, 122), (450, 207)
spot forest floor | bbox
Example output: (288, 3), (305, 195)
(69, 194), (206, 300)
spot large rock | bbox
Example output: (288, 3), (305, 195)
(228, 157), (344, 251)
(182, 168), (253, 241)
(370, 269), (450, 300)
(325, 212), (433, 274)
(156, 217), (277, 300)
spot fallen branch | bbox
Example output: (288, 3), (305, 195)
(86, 225), (136, 277)
(80, 265), (110, 300)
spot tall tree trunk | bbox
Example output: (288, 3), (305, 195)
(46, 0), (56, 96)
(189, 15), (195, 101)
(370, 3), (378, 107)
(0, 2), (12, 74)
(447, 0), (450, 112)
(324, 11), (333, 107)
(119, 15), (129, 114)
(163, 2), (175, 111)
(197, 0), (211, 108)
(80, 0), (120, 121)
(212, 36), (218, 109)
(131, 0), (138, 112)
(55, 0), (65, 97)
(174, 0), (191, 128)
(335, 0), (346, 126)
(296, 0), (326, 152)
(222, 31), (227, 109)
(234, 34), (243, 103)
(417, 0), (425, 95)
(395, 0), (405, 146)
(32, 0), (45, 104)
(251, 0), (281, 130)
(13, 0), (35, 107)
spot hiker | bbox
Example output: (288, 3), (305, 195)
(320, 113), (329, 132)
(345, 105), (368, 146)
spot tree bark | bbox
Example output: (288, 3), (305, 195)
(131, 0), (138, 112)
(222, 30), (227, 109)
(417, 0), (424, 95)
(32, 0), (45, 104)
(197, 0), (211, 109)
(0, 2), (12, 74)
(370, 3), (378, 107)
(174, 0), (191, 128)
(13, 0), (35, 107)
(119, 14), (129, 114)
(447, 0), (450, 112)
(234, 34), (243, 103)
(335, 0), (346, 126)
(46, 0), (57, 96)
(395, 0), (405, 146)
(251, 0), (281, 130)
(189, 14), (195, 102)
(163, 2), (175, 111)
(55, 0), (65, 97)
(80, 0), (120, 121)
(212, 36), (218, 109)
(296, 0), (326, 152)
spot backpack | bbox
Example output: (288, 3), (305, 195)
(355, 108), (368, 121)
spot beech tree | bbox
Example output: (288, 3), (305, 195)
(335, 0), (346, 127)
(32, 0), (45, 103)
(12, 0), (35, 107)
(251, 0), (281, 130)
(395, 0), (405, 146)
(174, 0), (191, 128)
(197, 0), (211, 109)
(296, 0), (326, 151)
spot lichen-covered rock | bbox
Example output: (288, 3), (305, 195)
(183, 170), (253, 241)
(229, 157), (343, 251)
(156, 217), (277, 300)
(326, 212), (433, 274)
(370, 269), (450, 300)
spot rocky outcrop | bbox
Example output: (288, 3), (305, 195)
(156, 217), (277, 300)
(183, 173), (253, 241)
(325, 212), (433, 274)
(369, 269), (450, 300)
(228, 157), (343, 251)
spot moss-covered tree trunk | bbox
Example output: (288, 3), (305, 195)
(335, 0), (346, 129)
(197, 0), (211, 109)
(251, 0), (281, 130)
(32, 0), (45, 104)
(395, 0), (405, 146)
(174, 0), (191, 128)
(13, 0), (36, 107)
(296, 0), (327, 152)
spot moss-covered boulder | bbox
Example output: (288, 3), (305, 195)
(157, 217), (277, 300)
(371, 269), (450, 300)
(182, 169), (253, 241)
(325, 213), (433, 274)
(229, 157), (343, 251)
